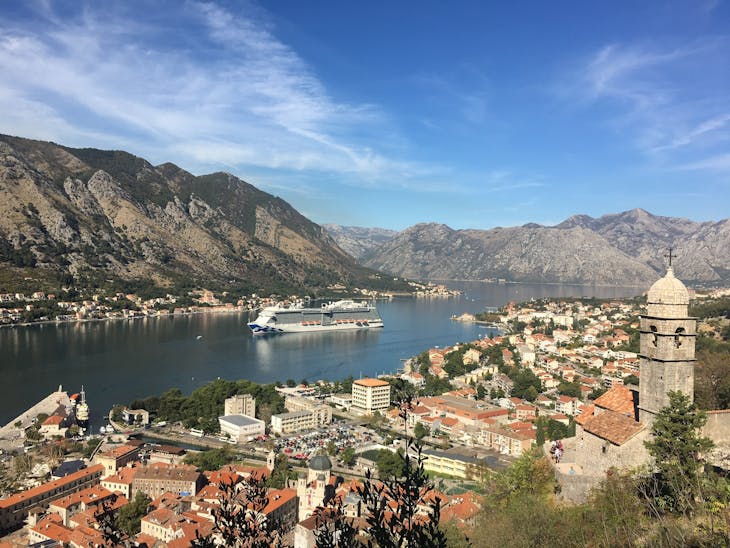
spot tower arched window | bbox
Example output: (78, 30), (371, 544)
(674, 327), (685, 348)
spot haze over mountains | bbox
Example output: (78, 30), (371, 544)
(0, 135), (398, 294)
(326, 210), (730, 286)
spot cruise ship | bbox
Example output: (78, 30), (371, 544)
(247, 300), (383, 334)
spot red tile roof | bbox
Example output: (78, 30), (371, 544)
(42, 415), (65, 426)
(575, 405), (595, 426)
(49, 485), (113, 510)
(354, 378), (389, 388)
(582, 410), (645, 445)
(0, 464), (104, 509)
(263, 488), (297, 514)
(594, 385), (636, 417)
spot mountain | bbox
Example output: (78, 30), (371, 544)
(361, 210), (730, 285)
(556, 208), (730, 282)
(322, 224), (397, 261)
(364, 223), (657, 285)
(0, 135), (398, 294)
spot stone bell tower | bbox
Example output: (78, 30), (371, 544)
(638, 262), (696, 424)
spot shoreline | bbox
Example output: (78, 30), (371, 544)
(427, 278), (647, 290)
(0, 307), (251, 330)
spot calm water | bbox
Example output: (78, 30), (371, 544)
(0, 281), (643, 425)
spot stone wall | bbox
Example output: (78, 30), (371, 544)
(574, 425), (650, 476)
(554, 468), (601, 504)
(703, 410), (730, 444)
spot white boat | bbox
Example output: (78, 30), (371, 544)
(247, 300), (383, 335)
(76, 386), (89, 430)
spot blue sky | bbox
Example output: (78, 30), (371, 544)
(0, 1), (728, 230)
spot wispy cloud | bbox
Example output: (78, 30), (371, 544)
(571, 38), (730, 172)
(0, 1), (440, 187)
(481, 170), (547, 192)
(413, 67), (491, 126)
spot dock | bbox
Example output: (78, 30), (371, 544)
(0, 386), (72, 443)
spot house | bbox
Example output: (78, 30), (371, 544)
(555, 396), (581, 417)
(514, 404), (537, 421)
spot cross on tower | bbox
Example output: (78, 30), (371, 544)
(664, 247), (676, 267)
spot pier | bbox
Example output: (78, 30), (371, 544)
(0, 386), (72, 450)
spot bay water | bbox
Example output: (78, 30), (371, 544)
(0, 281), (643, 426)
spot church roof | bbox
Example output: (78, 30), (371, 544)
(309, 455), (332, 471)
(593, 385), (637, 418)
(647, 267), (689, 306)
(582, 410), (645, 445)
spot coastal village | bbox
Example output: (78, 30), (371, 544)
(1, 273), (729, 546)
(0, 281), (456, 326)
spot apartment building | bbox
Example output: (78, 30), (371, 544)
(351, 378), (391, 415)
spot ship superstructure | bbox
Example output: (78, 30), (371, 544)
(76, 386), (89, 430)
(248, 300), (383, 334)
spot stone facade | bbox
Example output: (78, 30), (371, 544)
(573, 423), (649, 474)
(297, 456), (332, 521)
(638, 267), (696, 423)
(558, 267), (701, 500)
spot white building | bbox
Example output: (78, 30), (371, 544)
(218, 415), (265, 442)
(328, 393), (353, 410)
(351, 378), (391, 415)
(271, 410), (317, 434)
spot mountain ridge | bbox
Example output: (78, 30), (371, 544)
(0, 134), (401, 295)
(326, 210), (730, 285)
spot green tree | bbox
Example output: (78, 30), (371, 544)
(354, 398), (448, 548)
(184, 447), (236, 472)
(116, 492), (151, 535)
(623, 374), (640, 386)
(326, 440), (337, 457)
(375, 448), (406, 479)
(557, 381), (581, 398)
(413, 422), (429, 441)
(266, 454), (295, 489)
(111, 405), (123, 423)
(510, 369), (541, 401)
(341, 447), (356, 467)
(644, 391), (714, 515)
(476, 384), (487, 400)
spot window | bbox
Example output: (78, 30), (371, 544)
(674, 327), (685, 348)
(650, 325), (658, 347)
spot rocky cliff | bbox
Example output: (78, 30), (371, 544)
(321, 224), (397, 261)
(0, 135), (392, 294)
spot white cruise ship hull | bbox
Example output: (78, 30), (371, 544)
(247, 299), (383, 335)
(248, 319), (384, 334)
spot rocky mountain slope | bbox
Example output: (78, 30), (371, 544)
(350, 210), (730, 285)
(321, 224), (397, 261)
(363, 223), (657, 285)
(0, 135), (396, 294)
(556, 209), (730, 283)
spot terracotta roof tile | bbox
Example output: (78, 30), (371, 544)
(575, 405), (595, 426)
(354, 378), (389, 387)
(594, 385), (636, 417)
(582, 410), (645, 445)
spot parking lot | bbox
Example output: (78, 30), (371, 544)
(273, 421), (382, 462)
